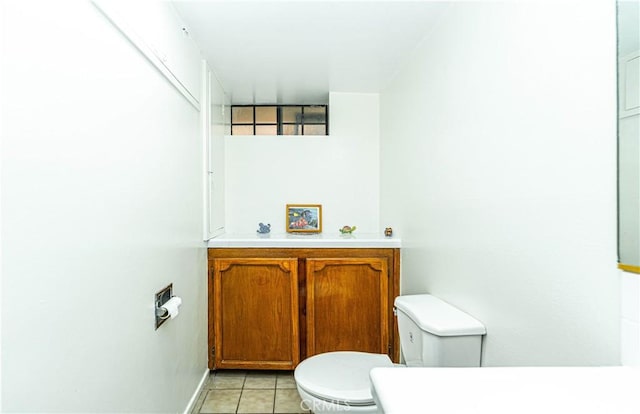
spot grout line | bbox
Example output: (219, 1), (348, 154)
(236, 388), (244, 414)
(272, 383), (277, 414)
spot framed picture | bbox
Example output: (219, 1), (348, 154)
(286, 204), (322, 233)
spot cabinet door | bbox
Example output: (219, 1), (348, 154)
(306, 258), (389, 357)
(213, 258), (299, 369)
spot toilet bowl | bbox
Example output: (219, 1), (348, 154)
(294, 351), (394, 413)
(294, 294), (486, 414)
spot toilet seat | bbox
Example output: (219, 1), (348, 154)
(294, 351), (393, 406)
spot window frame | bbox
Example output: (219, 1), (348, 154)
(231, 105), (329, 136)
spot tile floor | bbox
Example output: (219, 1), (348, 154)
(191, 370), (311, 414)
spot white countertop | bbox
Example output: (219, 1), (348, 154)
(370, 366), (640, 414)
(207, 233), (401, 248)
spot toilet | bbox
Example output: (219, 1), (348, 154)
(294, 294), (486, 413)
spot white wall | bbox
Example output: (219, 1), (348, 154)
(380, 1), (619, 366)
(621, 271), (640, 366)
(618, 46), (640, 365)
(618, 50), (640, 265)
(224, 92), (380, 235)
(0, 0), (4, 406)
(1, 1), (207, 412)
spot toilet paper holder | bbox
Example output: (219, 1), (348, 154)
(156, 304), (171, 319)
(155, 283), (173, 329)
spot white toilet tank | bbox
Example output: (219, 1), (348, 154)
(394, 294), (486, 367)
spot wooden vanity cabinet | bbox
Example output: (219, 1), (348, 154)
(306, 257), (389, 357)
(211, 257), (299, 370)
(208, 248), (400, 370)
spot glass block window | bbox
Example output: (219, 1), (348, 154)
(231, 105), (328, 136)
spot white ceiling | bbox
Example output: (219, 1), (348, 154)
(172, 1), (447, 104)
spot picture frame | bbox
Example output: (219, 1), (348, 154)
(286, 204), (322, 233)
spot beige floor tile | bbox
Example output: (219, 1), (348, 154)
(190, 387), (208, 414)
(237, 389), (275, 413)
(275, 373), (297, 389)
(215, 369), (248, 377)
(244, 374), (277, 389)
(247, 370), (282, 376)
(274, 389), (310, 413)
(210, 374), (246, 389)
(246, 370), (277, 378)
(200, 389), (242, 414)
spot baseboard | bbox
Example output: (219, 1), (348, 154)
(183, 369), (210, 414)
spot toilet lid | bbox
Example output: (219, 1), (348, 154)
(294, 351), (393, 406)
(394, 294), (486, 336)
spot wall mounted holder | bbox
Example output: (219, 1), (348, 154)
(155, 283), (173, 330)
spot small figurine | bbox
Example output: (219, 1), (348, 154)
(257, 223), (271, 234)
(339, 225), (356, 234)
(384, 227), (393, 237)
